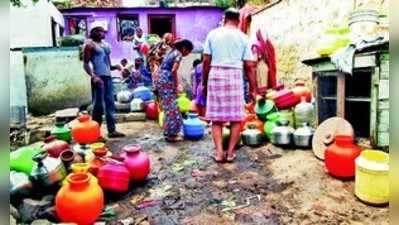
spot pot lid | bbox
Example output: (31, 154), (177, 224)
(312, 117), (354, 161)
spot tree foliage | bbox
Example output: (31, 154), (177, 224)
(10, 0), (39, 7)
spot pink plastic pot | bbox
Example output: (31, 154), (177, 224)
(97, 160), (130, 192)
(122, 144), (150, 181)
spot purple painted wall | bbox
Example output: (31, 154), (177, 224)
(61, 7), (223, 63)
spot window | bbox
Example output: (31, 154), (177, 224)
(67, 17), (87, 36)
(117, 15), (139, 41)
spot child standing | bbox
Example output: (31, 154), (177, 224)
(191, 58), (206, 118)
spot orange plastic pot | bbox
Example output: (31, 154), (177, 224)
(240, 114), (256, 131)
(56, 173), (104, 225)
(292, 80), (312, 102)
(245, 102), (255, 114)
(71, 115), (101, 144)
(244, 117), (264, 135)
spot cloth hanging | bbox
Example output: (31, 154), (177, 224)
(254, 29), (277, 90)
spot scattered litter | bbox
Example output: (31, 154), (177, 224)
(98, 206), (116, 221)
(148, 184), (172, 200)
(119, 217), (134, 225)
(130, 195), (145, 206)
(135, 200), (161, 210)
(221, 195), (261, 212)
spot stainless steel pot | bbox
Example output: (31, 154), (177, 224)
(10, 171), (32, 198)
(242, 125), (263, 147)
(30, 151), (67, 188)
(293, 122), (314, 148)
(271, 119), (294, 146)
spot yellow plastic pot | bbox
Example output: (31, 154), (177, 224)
(62, 163), (97, 185)
(159, 111), (165, 128)
(355, 150), (389, 205)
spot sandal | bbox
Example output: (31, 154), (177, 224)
(226, 154), (237, 163)
(165, 135), (184, 142)
(211, 155), (224, 163)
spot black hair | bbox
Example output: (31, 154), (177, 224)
(174, 39), (194, 52)
(121, 58), (128, 64)
(89, 26), (104, 39)
(192, 59), (201, 68)
(224, 8), (240, 22)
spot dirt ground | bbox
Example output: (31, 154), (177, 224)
(101, 121), (389, 225)
(12, 119), (389, 225)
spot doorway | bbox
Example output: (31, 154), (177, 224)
(148, 14), (175, 37)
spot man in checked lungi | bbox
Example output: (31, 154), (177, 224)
(202, 8), (258, 163)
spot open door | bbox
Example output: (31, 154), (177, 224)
(148, 14), (175, 37)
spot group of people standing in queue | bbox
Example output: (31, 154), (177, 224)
(83, 8), (258, 163)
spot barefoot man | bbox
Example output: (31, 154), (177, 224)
(202, 8), (257, 163)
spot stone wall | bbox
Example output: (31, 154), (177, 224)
(250, 0), (389, 87)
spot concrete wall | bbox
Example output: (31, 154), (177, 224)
(250, 0), (389, 87)
(10, 50), (28, 109)
(24, 47), (91, 115)
(10, 0), (65, 48)
(61, 7), (223, 63)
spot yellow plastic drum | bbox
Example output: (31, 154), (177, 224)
(355, 150), (389, 205)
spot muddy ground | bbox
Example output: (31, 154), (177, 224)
(12, 119), (389, 225)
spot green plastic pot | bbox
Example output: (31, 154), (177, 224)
(255, 98), (276, 122)
(177, 93), (191, 113)
(264, 112), (282, 140)
(222, 127), (241, 150)
(51, 122), (71, 142)
(10, 144), (43, 175)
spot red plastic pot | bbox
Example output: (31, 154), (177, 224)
(324, 135), (362, 178)
(44, 136), (70, 158)
(273, 84), (300, 109)
(145, 101), (159, 120)
(97, 160), (130, 192)
(292, 80), (312, 102)
(122, 144), (150, 181)
(71, 115), (101, 144)
(89, 148), (107, 176)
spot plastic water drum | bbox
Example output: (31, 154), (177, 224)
(355, 150), (389, 205)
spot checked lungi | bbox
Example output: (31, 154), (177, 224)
(205, 66), (245, 122)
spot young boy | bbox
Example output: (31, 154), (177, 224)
(191, 58), (206, 118)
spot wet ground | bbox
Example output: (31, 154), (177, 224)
(100, 121), (389, 225)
